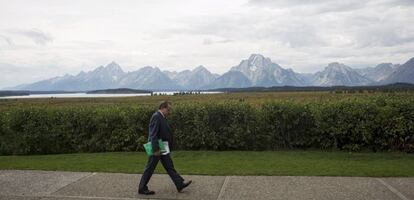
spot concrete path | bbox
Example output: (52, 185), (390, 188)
(0, 170), (413, 200)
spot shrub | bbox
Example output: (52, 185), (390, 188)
(1, 95), (413, 154)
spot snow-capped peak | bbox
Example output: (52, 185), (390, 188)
(250, 65), (258, 72)
(194, 65), (209, 73)
(248, 54), (266, 62)
(326, 62), (352, 74)
(105, 61), (123, 72)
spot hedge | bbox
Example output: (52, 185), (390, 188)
(0, 96), (413, 155)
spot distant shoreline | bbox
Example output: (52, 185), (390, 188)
(86, 88), (152, 94)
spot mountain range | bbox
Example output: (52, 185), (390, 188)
(7, 54), (414, 91)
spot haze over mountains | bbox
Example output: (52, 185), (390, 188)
(8, 54), (414, 91)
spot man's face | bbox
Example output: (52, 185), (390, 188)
(166, 105), (173, 116)
(162, 104), (172, 116)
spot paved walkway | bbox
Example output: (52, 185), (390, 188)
(0, 170), (413, 200)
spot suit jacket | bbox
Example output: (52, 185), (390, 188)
(149, 111), (174, 152)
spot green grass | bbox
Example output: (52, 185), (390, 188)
(1, 151), (413, 177)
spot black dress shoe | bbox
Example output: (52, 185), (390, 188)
(177, 180), (192, 192)
(138, 189), (155, 195)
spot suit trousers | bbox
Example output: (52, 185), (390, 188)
(138, 153), (184, 191)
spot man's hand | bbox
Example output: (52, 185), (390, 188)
(154, 150), (161, 156)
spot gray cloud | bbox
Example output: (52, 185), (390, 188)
(385, 0), (414, 6)
(203, 38), (213, 45)
(203, 38), (233, 45)
(10, 29), (53, 45)
(353, 28), (414, 48)
(0, 35), (13, 45)
(248, 0), (336, 7)
(173, 12), (328, 48)
(247, 0), (367, 14)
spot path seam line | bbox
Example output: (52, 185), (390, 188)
(2, 194), (186, 200)
(1, 194), (144, 200)
(217, 176), (230, 200)
(51, 172), (97, 195)
(376, 178), (409, 200)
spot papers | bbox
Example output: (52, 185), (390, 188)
(161, 141), (170, 155)
(143, 139), (170, 156)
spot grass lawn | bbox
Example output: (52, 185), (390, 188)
(0, 151), (413, 177)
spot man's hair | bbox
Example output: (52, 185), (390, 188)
(159, 101), (172, 109)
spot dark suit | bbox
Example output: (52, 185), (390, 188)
(138, 111), (184, 192)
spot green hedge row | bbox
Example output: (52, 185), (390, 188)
(0, 96), (413, 155)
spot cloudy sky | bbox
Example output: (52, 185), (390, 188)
(1, 0), (413, 88)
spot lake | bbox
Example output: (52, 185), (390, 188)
(0, 91), (223, 99)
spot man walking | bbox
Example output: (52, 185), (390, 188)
(138, 101), (192, 195)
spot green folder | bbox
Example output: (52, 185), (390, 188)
(143, 139), (166, 156)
